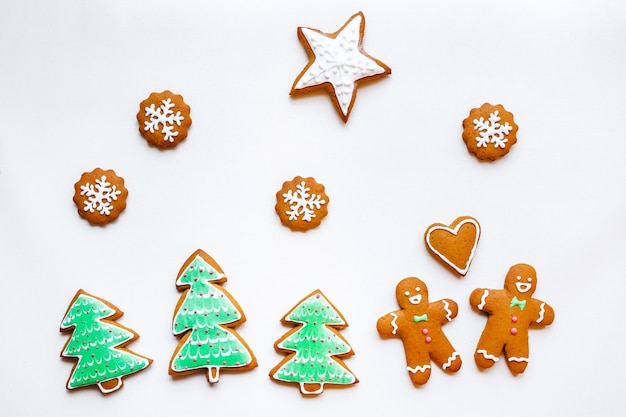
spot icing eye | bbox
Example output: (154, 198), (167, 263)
(415, 287), (421, 292)
(404, 291), (410, 296)
(527, 277), (532, 282)
(516, 275), (521, 281)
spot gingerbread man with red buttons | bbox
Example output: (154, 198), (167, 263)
(469, 263), (555, 375)
(377, 277), (462, 385)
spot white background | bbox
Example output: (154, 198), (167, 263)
(1, 0), (625, 415)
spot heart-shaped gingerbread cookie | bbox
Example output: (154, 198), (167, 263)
(424, 216), (481, 276)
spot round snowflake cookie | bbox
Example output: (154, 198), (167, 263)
(275, 176), (329, 232)
(462, 103), (518, 161)
(73, 168), (128, 225)
(137, 90), (192, 149)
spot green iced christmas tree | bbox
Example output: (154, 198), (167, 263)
(169, 249), (257, 383)
(60, 290), (152, 394)
(270, 290), (358, 395)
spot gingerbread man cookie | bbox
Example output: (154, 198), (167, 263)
(469, 263), (555, 375)
(377, 277), (462, 385)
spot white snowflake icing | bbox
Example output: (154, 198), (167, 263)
(282, 181), (326, 222)
(143, 98), (185, 143)
(473, 111), (513, 149)
(80, 176), (122, 216)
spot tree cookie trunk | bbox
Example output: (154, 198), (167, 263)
(207, 367), (220, 383)
(300, 382), (323, 395)
(97, 377), (123, 394)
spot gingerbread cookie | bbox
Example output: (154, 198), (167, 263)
(275, 176), (329, 232)
(377, 277), (462, 385)
(270, 290), (358, 395)
(137, 90), (191, 148)
(169, 249), (257, 383)
(469, 263), (555, 375)
(73, 168), (128, 225)
(291, 11), (391, 122)
(462, 103), (518, 160)
(60, 290), (152, 394)
(424, 216), (481, 276)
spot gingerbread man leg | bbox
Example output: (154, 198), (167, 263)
(504, 339), (529, 375)
(430, 342), (462, 374)
(406, 352), (432, 386)
(474, 329), (505, 369)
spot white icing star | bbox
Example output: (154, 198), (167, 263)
(291, 12), (391, 122)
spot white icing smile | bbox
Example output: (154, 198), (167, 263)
(405, 288), (422, 305)
(409, 295), (422, 305)
(515, 276), (532, 293)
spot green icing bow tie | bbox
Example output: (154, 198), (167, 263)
(413, 314), (428, 323)
(510, 296), (526, 311)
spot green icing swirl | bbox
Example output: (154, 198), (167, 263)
(274, 292), (356, 386)
(171, 256), (253, 375)
(61, 294), (150, 390)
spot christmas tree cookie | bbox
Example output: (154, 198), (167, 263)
(60, 290), (152, 394)
(270, 289), (358, 395)
(169, 249), (257, 383)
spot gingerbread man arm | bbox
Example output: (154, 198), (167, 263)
(529, 299), (555, 327)
(376, 311), (402, 338)
(469, 288), (490, 312)
(428, 299), (458, 324)
(469, 288), (508, 314)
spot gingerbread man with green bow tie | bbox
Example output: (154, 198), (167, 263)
(377, 277), (462, 385)
(469, 263), (555, 375)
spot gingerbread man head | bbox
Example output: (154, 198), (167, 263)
(396, 277), (430, 311)
(504, 263), (537, 298)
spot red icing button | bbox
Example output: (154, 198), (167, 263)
(510, 328), (518, 335)
(511, 316), (518, 323)
(422, 328), (429, 335)
(425, 336), (432, 343)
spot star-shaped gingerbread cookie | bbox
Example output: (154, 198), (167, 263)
(291, 12), (391, 123)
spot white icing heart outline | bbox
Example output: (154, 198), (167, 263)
(425, 217), (481, 276)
